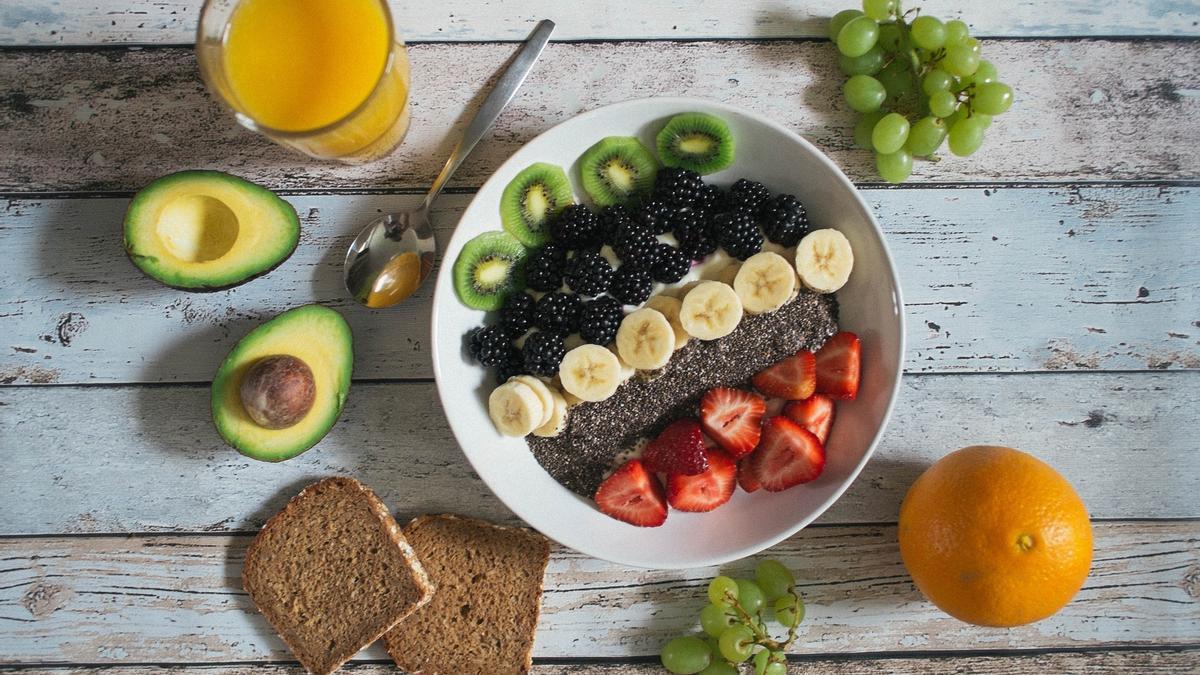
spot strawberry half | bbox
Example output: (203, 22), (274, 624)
(784, 394), (835, 444)
(737, 458), (761, 493)
(642, 419), (708, 476)
(667, 448), (737, 512)
(700, 387), (766, 459)
(814, 332), (861, 400)
(751, 350), (817, 400)
(594, 459), (668, 527)
(749, 417), (826, 491)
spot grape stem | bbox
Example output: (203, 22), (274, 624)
(724, 587), (801, 653)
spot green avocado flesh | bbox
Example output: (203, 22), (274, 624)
(124, 170), (300, 290)
(211, 305), (353, 462)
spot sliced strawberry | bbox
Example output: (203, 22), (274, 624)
(751, 350), (817, 400)
(642, 419), (709, 476)
(783, 394), (836, 444)
(700, 387), (766, 459)
(814, 332), (861, 400)
(594, 459), (668, 527)
(737, 457), (761, 493)
(749, 417), (826, 491)
(667, 448), (737, 512)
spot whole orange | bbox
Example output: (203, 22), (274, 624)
(897, 445), (1093, 627)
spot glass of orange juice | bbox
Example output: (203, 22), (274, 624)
(197, 0), (411, 163)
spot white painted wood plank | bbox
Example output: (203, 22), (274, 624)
(1, 0), (1197, 45)
(1, 41), (1197, 192)
(1, 187), (1195, 385)
(0, 373), (1194, 535)
(1, 522), (1195, 663)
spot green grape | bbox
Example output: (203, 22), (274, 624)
(844, 74), (887, 113)
(700, 604), (739, 637)
(854, 111), (887, 148)
(944, 19), (969, 45)
(708, 576), (739, 606)
(735, 579), (766, 615)
(871, 112), (909, 154)
(972, 59), (998, 84)
(876, 148), (913, 184)
(718, 625), (756, 663)
(773, 593), (806, 628)
(963, 36), (982, 55)
(829, 9), (865, 41)
(661, 636), (712, 674)
(921, 68), (955, 96)
(837, 16), (880, 58)
(862, 0), (896, 21)
(928, 90), (957, 118)
(753, 649), (770, 675)
(876, 60), (914, 98)
(947, 103), (968, 127)
(877, 22), (903, 52)
(975, 112), (993, 128)
(906, 116), (947, 156)
(973, 82), (1013, 114)
(754, 559), (795, 601)
(698, 661), (739, 675)
(764, 662), (788, 675)
(944, 43), (980, 77)
(909, 15), (946, 50)
(705, 636), (723, 660)
(947, 116), (987, 156)
(839, 44), (886, 76)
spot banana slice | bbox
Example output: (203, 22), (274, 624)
(488, 381), (545, 437)
(559, 344), (623, 402)
(734, 251), (797, 314)
(670, 280), (702, 299)
(616, 308), (675, 370)
(679, 281), (744, 340)
(532, 389), (569, 438)
(512, 375), (555, 427)
(796, 228), (854, 293)
(610, 345), (637, 382)
(551, 375), (584, 407)
(644, 295), (690, 351)
(716, 261), (742, 286)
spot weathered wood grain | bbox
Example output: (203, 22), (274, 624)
(1, 41), (1197, 192)
(1, 0), (1197, 45)
(2, 187), (1196, 385)
(0, 373), (1194, 535)
(0, 522), (1195, 663)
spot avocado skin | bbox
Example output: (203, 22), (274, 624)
(123, 170), (300, 291)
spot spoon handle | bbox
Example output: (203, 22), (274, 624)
(421, 19), (556, 211)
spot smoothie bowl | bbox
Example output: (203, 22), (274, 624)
(431, 97), (904, 569)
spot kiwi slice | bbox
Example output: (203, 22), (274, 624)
(452, 231), (528, 311)
(656, 112), (735, 175)
(578, 136), (659, 207)
(500, 162), (574, 247)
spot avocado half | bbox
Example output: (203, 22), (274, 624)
(212, 305), (353, 462)
(124, 170), (300, 291)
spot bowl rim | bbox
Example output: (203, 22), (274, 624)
(429, 95), (906, 568)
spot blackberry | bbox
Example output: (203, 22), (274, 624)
(714, 210), (764, 260)
(634, 198), (675, 235)
(613, 223), (660, 270)
(597, 205), (634, 246)
(563, 250), (614, 296)
(523, 330), (566, 377)
(579, 295), (623, 346)
(651, 244), (691, 283)
(672, 209), (719, 260)
(467, 325), (512, 368)
(758, 193), (809, 246)
(728, 179), (772, 213)
(610, 266), (653, 305)
(652, 167), (704, 207)
(533, 291), (582, 333)
(499, 291), (536, 336)
(550, 204), (602, 250)
(525, 243), (567, 292)
(695, 183), (728, 212)
(496, 346), (527, 384)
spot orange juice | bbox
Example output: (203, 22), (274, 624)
(199, 0), (411, 162)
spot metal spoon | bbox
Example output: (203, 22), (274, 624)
(344, 19), (556, 308)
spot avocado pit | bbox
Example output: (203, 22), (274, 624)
(240, 355), (316, 429)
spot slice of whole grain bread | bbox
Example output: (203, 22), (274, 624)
(383, 514), (551, 675)
(242, 477), (434, 675)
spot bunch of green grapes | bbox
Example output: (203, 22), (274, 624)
(831, 0), (1015, 183)
(659, 559), (804, 675)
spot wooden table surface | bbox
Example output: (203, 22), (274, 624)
(1, 1), (1197, 673)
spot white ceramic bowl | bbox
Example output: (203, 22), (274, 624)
(431, 97), (904, 569)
